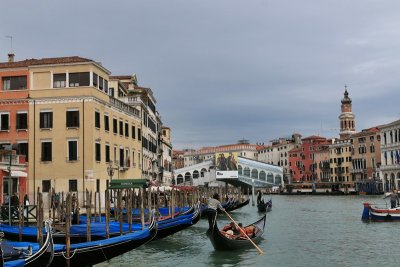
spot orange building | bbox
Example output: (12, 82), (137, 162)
(0, 54), (30, 202)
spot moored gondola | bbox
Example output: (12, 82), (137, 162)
(1, 219), (54, 267)
(206, 213), (266, 251)
(49, 215), (157, 267)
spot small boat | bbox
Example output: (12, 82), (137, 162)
(1, 219), (54, 267)
(201, 199), (250, 217)
(49, 216), (157, 267)
(225, 199), (250, 212)
(257, 199), (272, 212)
(153, 203), (201, 240)
(206, 213), (266, 250)
(362, 202), (400, 222)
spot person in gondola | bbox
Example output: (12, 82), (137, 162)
(207, 193), (225, 230)
(256, 191), (262, 205)
(385, 189), (399, 209)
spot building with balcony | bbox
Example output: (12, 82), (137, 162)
(288, 135), (329, 182)
(0, 56), (146, 204)
(329, 138), (352, 183)
(380, 119), (400, 191)
(110, 75), (160, 182)
(257, 133), (302, 183)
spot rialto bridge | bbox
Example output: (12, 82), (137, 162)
(173, 156), (283, 189)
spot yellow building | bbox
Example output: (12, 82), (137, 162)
(23, 56), (142, 202)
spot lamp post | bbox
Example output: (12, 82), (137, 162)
(107, 161), (116, 203)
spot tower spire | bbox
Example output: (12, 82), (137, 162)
(338, 85), (356, 139)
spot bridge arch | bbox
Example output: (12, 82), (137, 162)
(259, 171), (266, 181)
(238, 165), (243, 175)
(193, 170), (199, 179)
(243, 167), (250, 177)
(267, 173), (274, 183)
(185, 172), (191, 182)
(251, 169), (258, 179)
(177, 174), (184, 184)
(275, 175), (282, 184)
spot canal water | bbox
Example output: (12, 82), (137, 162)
(95, 195), (400, 267)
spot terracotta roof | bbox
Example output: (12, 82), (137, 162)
(302, 135), (327, 141)
(0, 56), (94, 69)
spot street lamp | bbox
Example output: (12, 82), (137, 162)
(107, 161), (115, 180)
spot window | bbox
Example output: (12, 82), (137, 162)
(109, 87), (114, 97)
(119, 120), (123, 135)
(18, 142), (28, 162)
(2, 76), (27, 90)
(69, 179), (77, 192)
(93, 73), (98, 88)
(68, 140), (78, 161)
(131, 125), (136, 139)
(53, 73), (66, 88)
(119, 147), (124, 166)
(138, 128), (141, 141)
(0, 113), (9, 131)
(66, 110), (79, 128)
(69, 72), (90, 87)
(95, 111), (100, 128)
(96, 179), (100, 192)
(42, 180), (51, 193)
(113, 118), (117, 134)
(40, 111), (53, 129)
(104, 115), (109, 131)
(41, 141), (52, 161)
(16, 112), (28, 130)
(104, 80), (108, 93)
(95, 142), (101, 162)
(99, 76), (104, 90)
(105, 144), (110, 163)
(125, 122), (129, 137)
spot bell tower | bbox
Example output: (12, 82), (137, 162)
(339, 85), (356, 139)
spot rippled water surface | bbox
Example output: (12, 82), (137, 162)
(95, 195), (400, 267)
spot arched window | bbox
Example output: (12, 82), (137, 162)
(185, 172), (191, 182)
(243, 167), (250, 177)
(267, 173), (274, 183)
(275, 175), (282, 185)
(177, 174), (184, 184)
(238, 165), (243, 175)
(193, 170), (199, 179)
(251, 169), (258, 179)
(200, 168), (207, 177)
(259, 171), (266, 181)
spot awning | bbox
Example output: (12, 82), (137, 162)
(3, 170), (28, 177)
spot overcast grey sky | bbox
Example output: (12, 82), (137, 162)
(1, 1), (400, 149)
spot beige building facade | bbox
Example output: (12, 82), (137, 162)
(20, 57), (142, 202)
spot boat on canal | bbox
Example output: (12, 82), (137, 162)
(257, 199), (272, 212)
(206, 213), (266, 251)
(1, 219), (54, 267)
(362, 202), (400, 222)
(49, 216), (157, 267)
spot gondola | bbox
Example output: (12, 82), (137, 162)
(225, 199), (250, 212)
(206, 213), (266, 251)
(0, 205), (197, 244)
(1, 219), (54, 267)
(76, 204), (200, 241)
(49, 215), (157, 267)
(153, 203), (201, 240)
(257, 199), (272, 212)
(202, 199), (250, 217)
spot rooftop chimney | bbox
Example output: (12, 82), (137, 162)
(8, 53), (15, 62)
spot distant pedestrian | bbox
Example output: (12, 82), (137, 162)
(385, 189), (399, 209)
